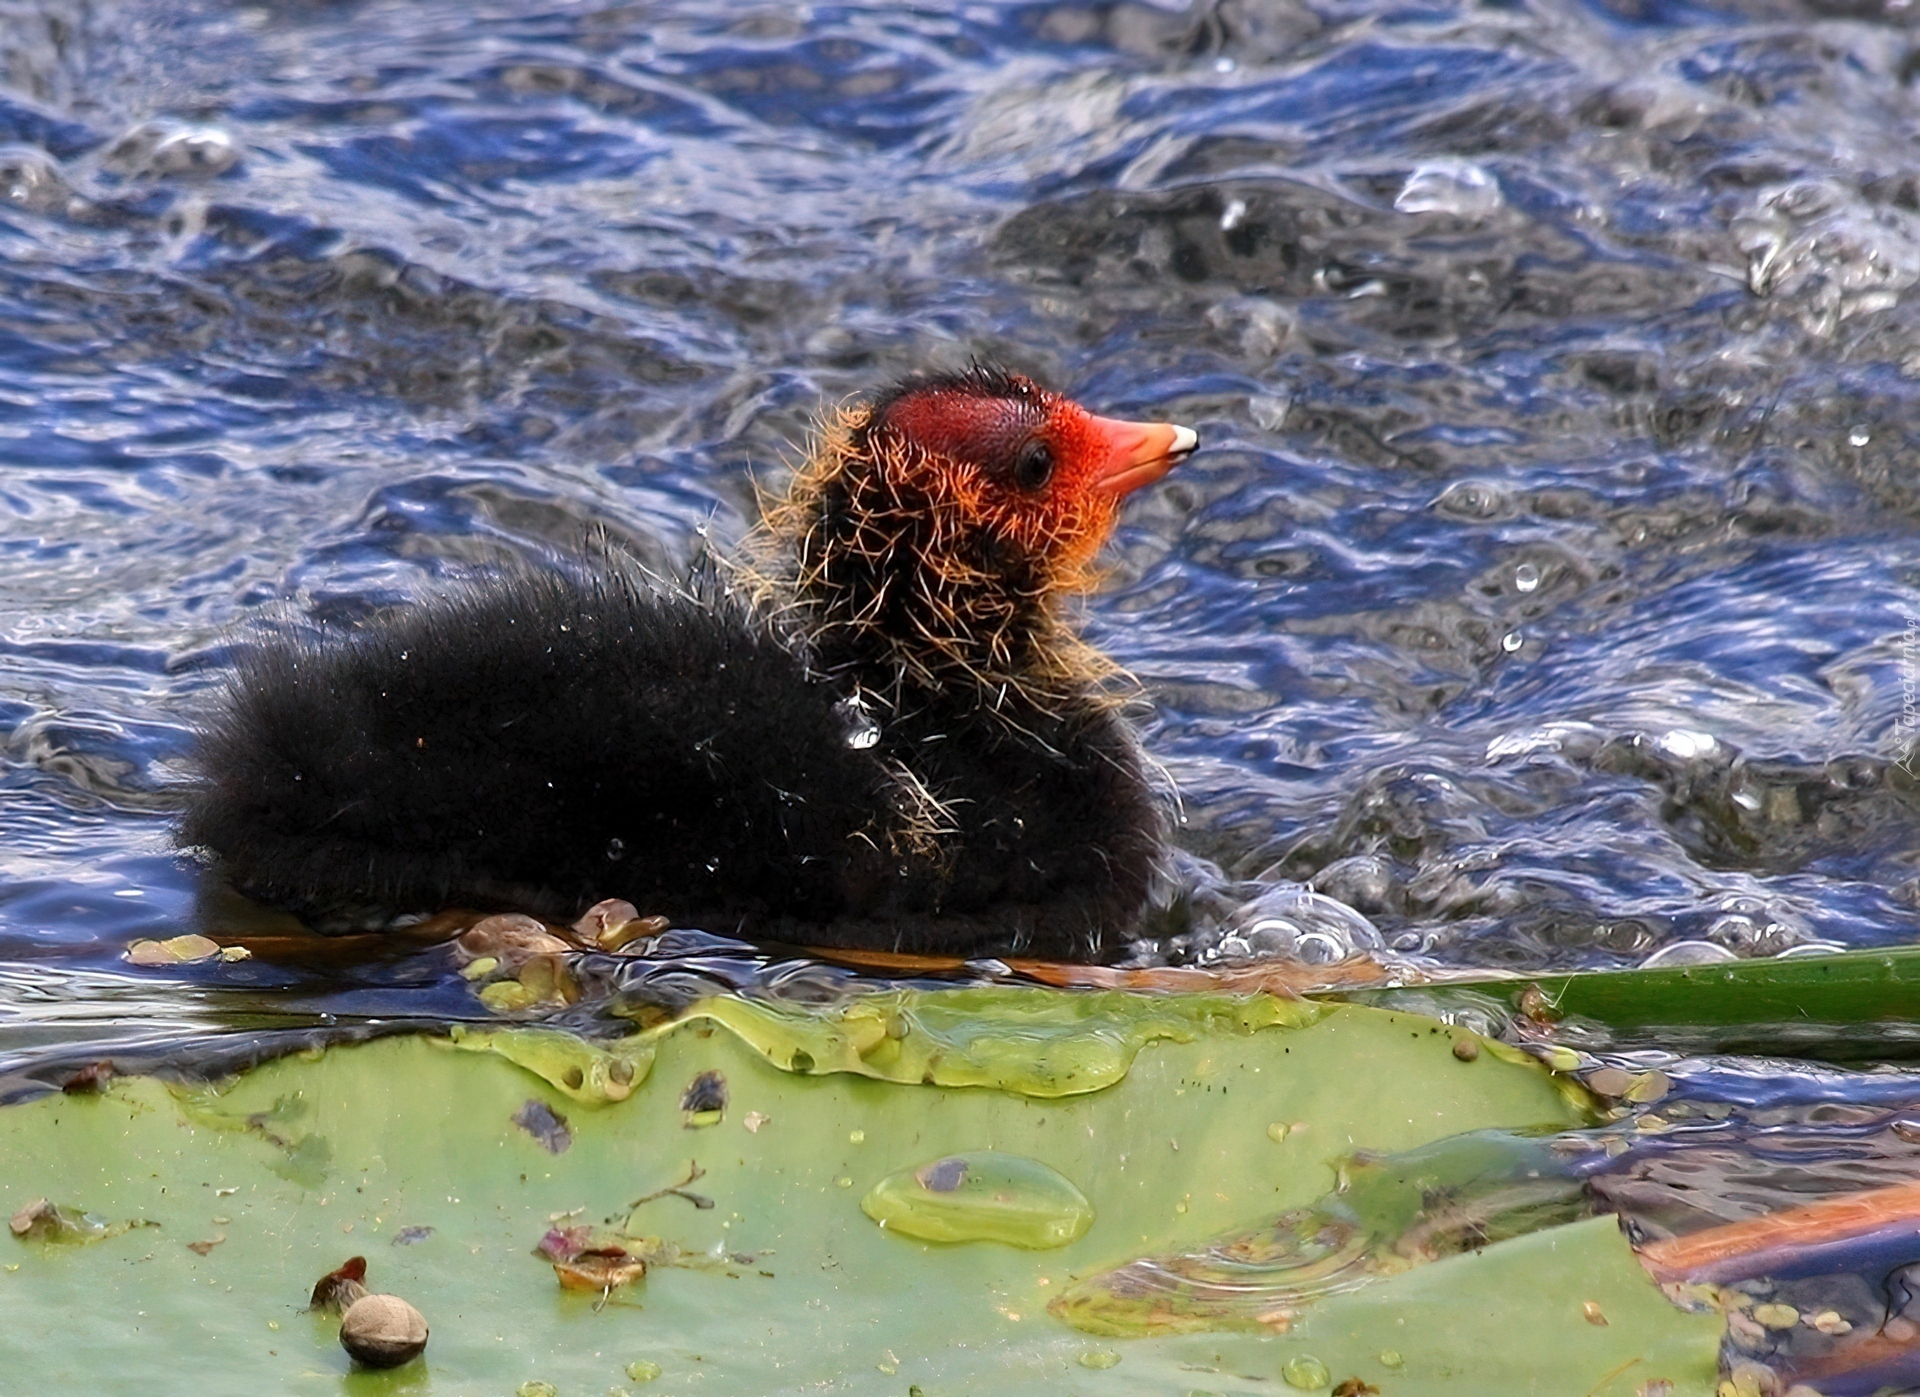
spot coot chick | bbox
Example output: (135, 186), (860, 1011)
(180, 367), (1197, 960)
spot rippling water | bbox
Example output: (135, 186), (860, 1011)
(2, 1), (1919, 1054)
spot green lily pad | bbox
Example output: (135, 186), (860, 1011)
(0, 992), (1717, 1393)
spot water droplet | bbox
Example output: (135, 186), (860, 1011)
(1248, 394), (1289, 431)
(838, 695), (881, 749)
(861, 1151), (1093, 1248)
(605, 838), (626, 862)
(1850, 426), (1871, 447)
(1658, 728), (1716, 760)
(1501, 631), (1523, 653)
(1282, 1354), (1331, 1389)
(1513, 562), (1540, 593)
(1639, 939), (1740, 968)
(1378, 1349), (1404, 1369)
(1394, 160), (1502, 218)
(1079, 1349), (1121, 1369)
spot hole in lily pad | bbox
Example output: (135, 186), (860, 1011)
(861, 1150), (1093, 1248)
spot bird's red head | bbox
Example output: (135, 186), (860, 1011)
(860, 366), (1197, 583)
(760, 367), (1198, 696)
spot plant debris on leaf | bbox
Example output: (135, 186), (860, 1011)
(512, 1099), (573, 1154)
(309, 1255), (369, 1312)
(10, 1198), (154, 1245)
(534, 1224), (649, 1293)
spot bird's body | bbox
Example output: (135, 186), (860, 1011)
(181, 368), (1195, 960)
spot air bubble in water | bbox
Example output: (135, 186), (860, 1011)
(1514, 562), (1540, 593)
(1501, 631), (1523, 652)
(1281, 1355), (1331, 1389)
(1213, 885), (1384, 967)
(1394, 160), (1502, 218)
(861, 1151), (1093, 1248)
(1639, 939), (1740, 968)
(1849, 426), (1871, 447)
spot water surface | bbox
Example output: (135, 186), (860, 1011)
(3, 0), (1920, 1135)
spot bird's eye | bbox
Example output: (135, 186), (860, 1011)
(1012, 439), (1054, 491)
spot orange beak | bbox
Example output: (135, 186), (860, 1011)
(1086, 416), (1199, 497)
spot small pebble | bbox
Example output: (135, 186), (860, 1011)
(1451, 1036), (1480, 1062)
(1752, 1302), (1799, 1330)
(339, 1293), (429, 1368)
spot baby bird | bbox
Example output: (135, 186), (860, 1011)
(180, 367), (1196, 960)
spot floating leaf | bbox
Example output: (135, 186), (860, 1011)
(0, 994), (1715, 1394)
(124, 934), (224, 966)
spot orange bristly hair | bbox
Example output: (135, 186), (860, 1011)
(745, 404), (1130, 713)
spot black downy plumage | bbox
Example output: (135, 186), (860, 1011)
(180, 368), (1197, 959)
